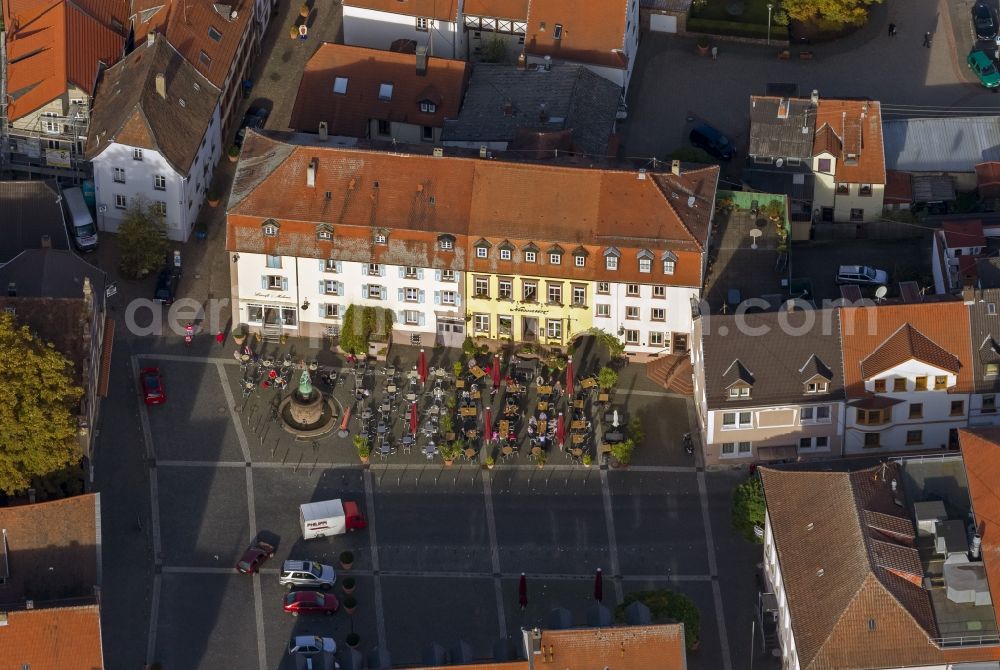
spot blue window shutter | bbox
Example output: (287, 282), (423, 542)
(319, 281), (325, 294)
(435, 269), (442, 281)
(399, 267), (405, 278)
(362, 284), (368, 298)
(398, 288), (405, 301)
(418, 269), (424, 280)
(419, 290), (425, 304)
(336, 261), (343, 273)
(318, 302), (325, 315)
(361, 264), (367, 276)
(261, 276), (268, 290)
(381, 265), (386, 277)
(419, 313), (426, 327)
(319, 260), (325, 272)
(281, 277), (289, 291)
(338, 282), (344, 296)
(397, 310), (405, 323)
(456, 294), (462, 307)
(381, 286), (387, 299)
(454, 271), (462, 282)
(434, 291), (441, 305)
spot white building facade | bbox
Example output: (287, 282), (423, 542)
(342, 5), (464, 58)
(592, 280), (696, 355)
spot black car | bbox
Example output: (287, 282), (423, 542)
(974, 1), (998, 40)
(154, 268), (179, 304)
(235, 107), (269, 146)
(689, 123), (734, 161)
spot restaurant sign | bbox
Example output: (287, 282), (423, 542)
(511, 303), (549, 315)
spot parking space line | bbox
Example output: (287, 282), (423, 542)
(697, 471), (732, 670)
(363, 469), (388, 652)
(216, 362), (266, 670)
(482, 472), (507, 637)
(598, 469), (624, 604)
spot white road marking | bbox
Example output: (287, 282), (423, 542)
(599, 468), (624, 603)
(482, 472), (507, 636)
(363, 469), (389, 651)
(698, 471), (732, 670)
(216, 362), (266, 670)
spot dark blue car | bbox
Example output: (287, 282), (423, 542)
(690, 123), (735, 161)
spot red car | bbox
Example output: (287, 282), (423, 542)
(283, 590), (340, 616)
(236, 540), (275, 574)
(140, 367), (166, 405)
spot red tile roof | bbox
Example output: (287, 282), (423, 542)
(813, 99), (885, 186)
(523, 0), (629, 70)
(463, 0), (526, 19)
(943, 220), (987, 248)
(840, 302), (972, 398)
(960, 427), (1000, 614)
(2, 604), (104, 670)
(289, 43), (469, 136)
(157, 0), (254, 88)
(859, 323), (962, 379)
(884, 170), (912, 205)
(977, 162), (1000, 197)
(342, 0), (457, 22)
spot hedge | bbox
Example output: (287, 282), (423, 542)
(686, 17), (780, 40)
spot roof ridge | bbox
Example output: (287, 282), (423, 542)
(648, 170), (714, 248)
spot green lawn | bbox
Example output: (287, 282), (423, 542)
(689, 0), (774, 25)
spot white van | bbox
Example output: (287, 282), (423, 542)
(62, 187), (98, 251)
(836, 265), (888, 285)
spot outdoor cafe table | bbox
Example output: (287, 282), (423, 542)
(471, 389), (481, 400)
(573, 399), (585, 409)
(470, 366), (488, 380)
(537, 421), (547, 434)
(538, 385), (553, 395)
(572, 434), (586, 445)
(570, 447), (584, 457)
(499, 420), (510, 435)
(531, 446), (542, 456)
(501, 445), (513, 456)
(581, 377), (597, 389)
(597, 392), (610, 403)
(456, 379), (466, 389)
(464, 447), (477, 459)
(503, 406), (519, 417)
(386, 385), (397, 393)
(460, 406), (477, 417)
(571, 420), (587, 430)
(465, 429), (479, 439)
(537, 400), (550, 412)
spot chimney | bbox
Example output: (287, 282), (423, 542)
(503, 100), (513, 117)
(432, 147), (443, 157)
(415, 45), (428, 76)
(147, 31), (155, 47)
(318, 121), (328, 141)
(810, 89), (819, 105)
(40, 234), (51, 248)
(155, 73), (166, 99)
(777, 98), (789, 119)
(972, 534), (983, 560)
(307, 158), (317, 187)
(671, 159), (681, 176)
(517, 52), (527, 70)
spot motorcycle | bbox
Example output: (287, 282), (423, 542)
(184, 323), (194, 346)
(683, 432), (694, 455)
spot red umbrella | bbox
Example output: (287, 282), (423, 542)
(556, 412), (565, 448)
(418, 349), (428, 384)
(594, 568), (603, 602)
(492, 354), (501, 389)
(518, 572), (528, 610)
(484, 406), (492, 441)
(410, 401), (418, 437)
(566, 356), (574, 398)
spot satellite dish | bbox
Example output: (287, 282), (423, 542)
(875, 286), (888, 302)
(749, 228), (762, 249)
(775, 158), (784, 168)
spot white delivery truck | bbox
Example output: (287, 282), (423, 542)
(62, 186), (98, 251)
(299, 499), (367, 540)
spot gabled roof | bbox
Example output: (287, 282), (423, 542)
(722, 358), (754, 387)
(942, 220), (987, 249)
(799, 353), (833, 381)
(341, 0), (457, 21)
(289, 43), (469, 137)
(746, 96), (816, 159)
(859, 323), (962, 379)
(0, 248), (107, 299)
(813, 99), (886, 186)
(441, 62), (620, 157)
(0, 493), (100, 602)
(2, 0), (126, 120)
(2, 604), (104, 670)
(523, 0), (629, 70)
(0, 180), (71, 262)
(812, 123), (841, 156)
(840, 302), (972, 398)
(87, 35), (220, 173)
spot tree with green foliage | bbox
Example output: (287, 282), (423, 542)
(118, 198), (168, 278)
(479, 34), (509, 63)
(0, 312), (83, 494)
(781, 0), (882, 27)
(340, 305), (394, 354)
(597, 366), (618, 391)
(732, 474), (766, 543)
(615, 590), (701, 649)
(611, 438), (635, 466)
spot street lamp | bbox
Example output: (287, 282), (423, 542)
(767, 3), (774, 46)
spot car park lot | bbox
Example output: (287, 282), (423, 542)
(122, 352), (756, 670)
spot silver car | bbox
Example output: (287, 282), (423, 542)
(279, 560), (336, 590)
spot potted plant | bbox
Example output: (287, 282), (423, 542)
(342, 576), (356, 594)
(227, 145), (240, 162)
(299, 2), (309, 17)
(583, 454), (592, 468)
(440, 413), (455, 441)
(611, 438), (635, 467)
(290, 24), (299, 39)
(206, 188), (220, 207)
(343, 596), (357, 614)
(535, 450), (547, 468)
(353, 435), (370, 465)
(485, 455), (495, 470)
(346, 633), (360, 649)
(339, 551), (354, 570)
(453, 361), (464, 378)
(597, 366), (618, 392)
(232, 325), (247, 346)
(697, 36), (710, 55)
(440, 441), (461, 466)
(766, 199), (784, 223)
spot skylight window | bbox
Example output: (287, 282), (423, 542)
(333, 77), (348, 95)
(378, 82), (394, 101)
(208, 26), (222, 42)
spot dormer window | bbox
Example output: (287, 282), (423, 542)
(637, 249), (654, 273)
(805, 381), (828, 394)
(604, 246), (620, 271)
(420, 100), (437, 113)
(524, 242), (539, 263)
(262, 218), (279, 236)
(845, 153), (859, 166)
(572, 246), (588, 268)
(438, 234), (455, 251)
(728, 385), (750, 399)
(316, 224), (333, 241)
(662, 250), (677, 275)
(474, 238), (492, 259)
(378, 82), (394, 101)
(550, 253), (561, 265)
(374, 232), (388, 245)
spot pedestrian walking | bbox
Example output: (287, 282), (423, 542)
(888, 23), (896, 37)
(923, 31), (932, 47)
(216, 331), (225, 347)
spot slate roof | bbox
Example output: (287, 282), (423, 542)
(700, 309), (844, 409)
(883, 116), (1000, 172)
(2, 604), (105, 670)
(967, 287), (1000, 393)
(441, 62), (619, 157)
(0, 180), (71, 263)
(747, 96), (816, 159)
(289, 43), (470, 137)
(0, 248), (106, 300)
(860, 323), (962, 378)
(87, 34), (220, 174)
(0, 493), (100, 604)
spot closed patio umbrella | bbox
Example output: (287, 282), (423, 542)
(556, 412), (565, 448)
(418, 349), (428, 384)
(594, 568), (603, 602)
(566, 356), (574, 398)
(485, 406), (492, 441)
(518, 572), (528, 610)
(492, 354), (501, 389)
(410, 401), (418, 437)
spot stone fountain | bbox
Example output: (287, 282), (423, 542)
(277, 369), (338, 438)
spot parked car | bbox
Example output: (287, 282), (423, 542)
(153, 268), (179, 304)
(236, 540), (275, 574)
(288, 635), (336, 656)
(283, 590), (340, 615)
(973, 2), (998, 40)
(836, 265), (889, 285)
(279, 560), (336, 590)
(236, 107), (269, 146)
(140, 367), (166, 405)
(968, 50), (1000, 89)
(689, 123), (734, 160)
